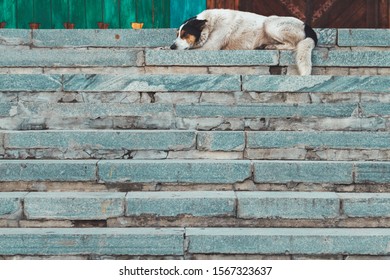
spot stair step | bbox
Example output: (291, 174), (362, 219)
(0, 228), (389, 256)
(2, 192), (390, 221)
(1, 160), (390, 184)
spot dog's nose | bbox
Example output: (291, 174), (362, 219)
(170, 44), (177, 50)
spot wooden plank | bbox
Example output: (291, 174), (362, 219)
(0, 0), (17, 28)
(119, 0), (136, 28)
(85, 0), (103, 28)
(33, 0), (52, 29)
(16, 0), (33, 28)
(170, 0), (207, 28)
(103, 0), (120, 28)
(154, 0), (170, 28)
(207, 0), (239, 9)
(136, 0), (153, 28)
(69, 0), (86, 28)
(51, 0), (68, 29)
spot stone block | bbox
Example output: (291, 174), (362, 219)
(63, 74), (241, 92)
(237, 192), (340, 219)
(0, 30), (31, 46)
(4, 130), (195, 151)
(24, 192), (125, 220)
(338, 29), (390, 47)
(0, 160), (97, 182)
(0, 74), (62, 91)
(243, 75), (390, 93)
(145, 49), (279, 66)
(0, 228), (184, 255)
(355, 162), (390, 183)
(197, 132), (245, 151)
(186, 228), (390, 255)
(98, 160), (251, 184)
(0, 48), (143, 67)
(0, 193), (26, 217)
(340, 193), (390, 218)
(254, 161), (353, 184)
(126, 191), (236, 217)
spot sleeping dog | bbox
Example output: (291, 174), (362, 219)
(170, 9), (318, 75)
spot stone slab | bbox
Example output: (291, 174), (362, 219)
(186, 228), (390, 255)
(32, 29), (176, 47)
(0, 193), (27, 217)
(4, 130), (195, 151)
(0, 228), (184, 255)
(0, 160), (97, 182)
(0, 74), (62, 91)
(339, 193), (390, 218)
(254, 161), (353, 184)
(243, 75), (390, 93)
(338, 29), (390, 47)
(237, 192), (340, 219)
(0, 48), (143, 67)
(24, 192), (125, 220)
(0, 30), (31, 46)
(98, 160), (251, 184)
(355, 162), (390, 183)
(63, 74), (241, 92)
(146, 49), (279, 66)
(126, 191), (236, 217)
(247, 131), (390, 149)
(197, 132), (245, 151)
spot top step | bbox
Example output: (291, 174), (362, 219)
(1, 29), (390, 48)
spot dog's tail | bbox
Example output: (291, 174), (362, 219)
(296, 24), (318, 76)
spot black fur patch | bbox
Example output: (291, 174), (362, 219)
(180, 18), (207, 42)
(304, 24), (318, 46)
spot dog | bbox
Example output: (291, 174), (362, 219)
(170, 9), (318, 75)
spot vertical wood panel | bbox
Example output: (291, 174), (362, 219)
(85, 0), (103, 28)
(170, 0), (206, 28)
(119, 0), (136, 28)
(136, 0), (153, 28)
(51, 0), (68, 29)
(68, 0), (86, 28)
(0, 0), (17, 28)
(34, 0), (52, 28)
(103, 0), (120, 28)
(16, 0), (33, 28)
(154, 0), (170, 28)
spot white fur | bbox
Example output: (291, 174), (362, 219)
(174, 9), (316, 75)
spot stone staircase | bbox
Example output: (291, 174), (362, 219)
(1, 28), (390, 260)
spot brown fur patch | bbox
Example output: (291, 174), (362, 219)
(179, 30), (196, 46)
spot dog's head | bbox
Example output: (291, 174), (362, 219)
(170, 17), (207, 50)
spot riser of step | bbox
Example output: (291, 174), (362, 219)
(1, 160), (390, 184)
(2, 131), (390, 161)
(0, 228), (389, 256)
(1, 192), (390, 221)
(1, 29), (389, 48)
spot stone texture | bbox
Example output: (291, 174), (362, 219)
(237, 192), (340, 219)
(126, 191), (236, 217)
(0, 228), (184, 255)
(4, 130), (195, 151)
(146, 50), (279, 66)
(197, 132), (245, 151)
(98, 160), (251, 184)
(247, 131), (390, 149)
(0, 30), (31, 46)
(24, 192), (125, 220)
(0, 193), (26, 217)
(32, 29), (176, 47)
(315, 28), (337, 46)
(0, 160), (97, 182)
(0, 74), (62, 91)
(254, 161), (353, 184)
(186, 228), (390, 255)
(243, 75), (390, 93)
(0, 48), (143, 67)
(355, 162), (390, 183)
(63, 74), (241, 92)
(340, 193), (390, 218)
(338, 29), (390, 47)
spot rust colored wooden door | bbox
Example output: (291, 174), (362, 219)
(213, 0), (390, 28)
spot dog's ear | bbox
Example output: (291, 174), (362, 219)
(190, 19), (207, 30)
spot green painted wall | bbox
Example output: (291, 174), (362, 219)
(0, 0), (204, 29)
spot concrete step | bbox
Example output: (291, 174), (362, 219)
(0, 227), (389, 257)
(2, 192), (390, 221)
(2, 130), (390, 161)
(0, 160), (390, 184)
